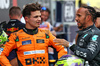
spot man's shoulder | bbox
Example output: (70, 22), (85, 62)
(8, 19), (25, 24)
(38, 28), (50, 34)
(11, 29), (24, 35)
(88, 27), (100, 35)
(38, 28), (50, 32)
(6, 20), (25, 28)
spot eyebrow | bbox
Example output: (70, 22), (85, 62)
(33, 15), (41, 18)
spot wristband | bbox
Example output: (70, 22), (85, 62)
(69, 42), (74, 48)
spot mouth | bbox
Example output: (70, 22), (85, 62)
(37, 22), (41, 25)
(77, 22), (80, 26)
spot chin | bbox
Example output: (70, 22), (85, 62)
(36, 26), (39, 28)
(38, 25), (40, 27)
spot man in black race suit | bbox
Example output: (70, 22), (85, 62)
(53, 6), (100, 66)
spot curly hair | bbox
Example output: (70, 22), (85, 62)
(81, 6), (96, 22)
(22, 2), (41, 17)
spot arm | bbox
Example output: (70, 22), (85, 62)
(53, 24), (63, 32)
(0, 33), (17, 66)
(53, 34), (100, 61)
(48, 31), (67, 59)
(70, 34), (100, 61)
(51, 30), (56, 37)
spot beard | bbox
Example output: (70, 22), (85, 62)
(78, 22), (86, 30)
(78, 25), (83, 29)
(77, 17), (87, 30)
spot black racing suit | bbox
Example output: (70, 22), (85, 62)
(3, 19), (25, 36)
(70, 25), (100, 66)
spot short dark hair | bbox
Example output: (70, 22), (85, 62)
(41, 7), (50, 14)
(81, 6), (96, 22)
(22, 2), (41, 17)
(96, 12), (100, 17)
(9, 6), (21, 17)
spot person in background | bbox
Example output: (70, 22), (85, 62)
(0, 21), (8, 47)
(93, 7), (100, 29)
(53, 23), (63, 32)
(3, 6), (25, 36)
(53, 6), (100, 66)
(0, 3), (67, 66)
(3, 6), (25, 66)
(95, 12), (100, 29)
(0, 21), (8, 66)
(39, 7), (57, 66)
(39, 7), (56, 36)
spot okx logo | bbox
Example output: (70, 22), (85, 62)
(25, 57), (46, 65)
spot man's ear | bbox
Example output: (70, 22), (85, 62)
(9, 14), (11, 18)
(87, 15), (91, 21)
(20, 14), (22, 18)
(24, 16), (28, 22)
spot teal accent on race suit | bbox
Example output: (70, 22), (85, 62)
(92, 35), (98, 41)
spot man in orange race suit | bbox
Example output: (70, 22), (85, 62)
(0, 3), (67, 66)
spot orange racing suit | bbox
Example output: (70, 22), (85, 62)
(0, 28), (67, 66)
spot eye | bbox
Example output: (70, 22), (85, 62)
(34, 16), (41, 18)
(77, 14), (81, 17)
(34, 16), (38, 18)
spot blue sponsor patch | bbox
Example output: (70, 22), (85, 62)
(22, 40), (31, 45)
(0, 48), (4, 51)
(0, 48), (4, 55)
(92, 35), (98, 41)
(24, 51), (32, 55)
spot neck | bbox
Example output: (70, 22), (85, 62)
(86, 21), (94, 27)
(23, 27), (38, 35)
(10, 16), (21, 21)
(83, 21), (94, 29)
(25, 22), (38, 30)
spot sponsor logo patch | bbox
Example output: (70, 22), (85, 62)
(24, 50), (45, 55)
(7, 27), (19, 32)
(22, 40), (31, 45)
(25, 57), (45, 65)
(36, 39), (44, 43)
(0, 48), (4, 55)
(92, 35), (98, 41)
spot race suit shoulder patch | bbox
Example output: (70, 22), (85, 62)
(22, 40), (31, 45)
(45, 33), (49, 39)
(0, 48), (4, 55)
(36, 39), (44, 43)
(92, 35), (98, 41)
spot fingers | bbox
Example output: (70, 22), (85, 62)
(55, 43), (61, 45)
(53, 38), (62, 43)
(54, 38), (69, 47)
(53, 39), (67, 44)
